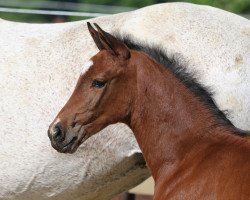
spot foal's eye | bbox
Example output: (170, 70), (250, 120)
(92, 79), (107, 88)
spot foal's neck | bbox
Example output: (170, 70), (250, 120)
(129, 52), (249, 183)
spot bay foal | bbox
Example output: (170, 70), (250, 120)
(48, 23), (250, 199)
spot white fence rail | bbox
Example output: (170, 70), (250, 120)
(0, 0), (135, 14)
(0, 7), (108, 17)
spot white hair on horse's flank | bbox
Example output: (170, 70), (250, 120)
(81, 59), (93, 75)
(0, 2), (249, 200)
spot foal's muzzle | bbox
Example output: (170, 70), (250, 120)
(48, 122), (80, 154)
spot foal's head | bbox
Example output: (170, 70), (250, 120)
(48, 23), (137, 153)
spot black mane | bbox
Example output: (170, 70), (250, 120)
(115, 34), (247, 135)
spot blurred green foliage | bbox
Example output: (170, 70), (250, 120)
(78, 0), (250, 13)
(0, 12), (52, 23)
(0, 0), (249, 23)
(187, 0), (250, 14)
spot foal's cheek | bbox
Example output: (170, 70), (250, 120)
(83, 125), (99, 139)
(83, 90), (101, 109)
(86, 117), (109, 136)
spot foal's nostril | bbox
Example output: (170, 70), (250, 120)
(53, 124), (63, 141)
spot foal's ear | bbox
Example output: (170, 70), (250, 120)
(87, 22), (104, 50)
(93, 23), (130, 60)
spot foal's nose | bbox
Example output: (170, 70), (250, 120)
(48, 122), (64, 142)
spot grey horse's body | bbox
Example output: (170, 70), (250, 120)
(0, 3), (249, 200)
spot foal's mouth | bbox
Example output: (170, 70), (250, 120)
(61, 136), (78, 153)
(53, 136), (80, 154)
(52, 126), (90, 154)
